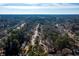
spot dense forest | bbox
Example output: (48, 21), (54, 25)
(0, 15), (79, 56)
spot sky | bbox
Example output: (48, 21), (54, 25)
(0, 0), (79, 14)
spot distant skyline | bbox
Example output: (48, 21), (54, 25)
(0, 3), (79, 14)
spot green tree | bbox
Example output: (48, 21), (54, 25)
(54, 34), (70, 49)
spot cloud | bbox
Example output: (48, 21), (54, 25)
(1, 3), (79, 9)
(0, 3), (79, 14)
(0, 3), (79, 6)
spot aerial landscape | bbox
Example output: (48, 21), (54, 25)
(0, 14), (79, 56)
(0, 2), (79, 56)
